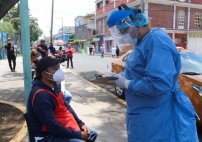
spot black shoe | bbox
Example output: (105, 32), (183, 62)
(66, 67), (69, 69)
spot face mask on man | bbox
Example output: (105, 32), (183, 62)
(45, 69), (65, 84)
(37, 56), (42, 61)
(7, 42), (11, 46)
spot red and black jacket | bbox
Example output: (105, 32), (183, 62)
(27, 80), (84, 139)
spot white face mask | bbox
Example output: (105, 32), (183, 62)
(46, 69), (65, 84)
(53, 69), (65, 84)
(37, 56), (42, 61)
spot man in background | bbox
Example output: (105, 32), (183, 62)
(4, 38), (16, 72)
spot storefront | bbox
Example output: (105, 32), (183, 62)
(92, 35), (104, 53)
(103, 36), (114, 54)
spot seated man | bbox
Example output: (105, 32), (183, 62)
(27, 56), (97, 142)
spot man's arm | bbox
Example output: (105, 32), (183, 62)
(33, 92), (82, 139)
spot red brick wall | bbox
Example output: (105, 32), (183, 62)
(96, 8), (103, 16)
(105, 2), (114, 13)
(149, 4), (173, 29)
(96, 18), (104, 35)
(191, 0), (202, 4)
(190, 8), (202, 30)
(104, 16), (110, 36)
(128, 0), (135, 2)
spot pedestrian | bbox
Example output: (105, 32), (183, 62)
(4, 38), (16, 72)
(89, 44), (93, 55)
(49, 42), (56, 56)
(66, 45), (74, 69)
(57, 46), (63, 57)
(31, 49), (42, 79)
(37, 39), (48, 57)
(26, 56), (97, 142)
(100, 44), (105, 58)
(111, 45), (116, 58)
(116, 45), (119, 58)
(92, 44), (95, 56)
(105, 4), (199, 142)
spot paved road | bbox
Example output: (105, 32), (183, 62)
(62, 53), (113, 79)
(61, 53), (117, 95)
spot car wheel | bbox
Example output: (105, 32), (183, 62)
(115, 86), (125, 99)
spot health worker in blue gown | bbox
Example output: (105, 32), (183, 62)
(106, 4), (199, 142)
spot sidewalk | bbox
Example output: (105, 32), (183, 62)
(0, 57), (127, 142)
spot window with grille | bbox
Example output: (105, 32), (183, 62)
(178, 10), (185, 29)
(194, 12), (201, 28)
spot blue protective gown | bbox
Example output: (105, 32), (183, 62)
(123, 28), (199, 142)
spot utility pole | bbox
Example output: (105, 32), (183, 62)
(62, 18), (64, 41)
(20, 0), (31, 106)
(50, 0), (54, 43)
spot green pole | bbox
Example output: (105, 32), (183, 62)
(20, 0), (32, 107)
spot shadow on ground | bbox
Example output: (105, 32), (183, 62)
(0, 103), (24, 142)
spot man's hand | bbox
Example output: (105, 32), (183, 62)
(81, 131), (90, 141)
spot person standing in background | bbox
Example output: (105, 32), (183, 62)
(37, 39), (48, 57)
(4, 38), (16, 72)
(66, 44), (74, 69)
(116, 45), (120, 58)
(100, 44), (105, 58)
(49, 43), (56, 56)
(111, 45), (116, 58)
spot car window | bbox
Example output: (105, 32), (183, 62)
(122, 53), (131, 62)
(180, 52), (202, 74)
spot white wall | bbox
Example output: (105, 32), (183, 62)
(187, 32), (202, 55)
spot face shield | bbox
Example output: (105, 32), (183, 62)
(109, 18), (138, 52)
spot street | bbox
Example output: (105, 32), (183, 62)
(62, 53), (117, 94)
(62, 53), (113, 79)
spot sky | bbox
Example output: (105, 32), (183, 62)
(28, 0), (95, 38)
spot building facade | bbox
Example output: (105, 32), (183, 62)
(74, 14), (96, 52)
(95, 0), (202, 54)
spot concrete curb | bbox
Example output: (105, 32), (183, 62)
(62, 66), (127, 106)
(0, 100), (27, 142)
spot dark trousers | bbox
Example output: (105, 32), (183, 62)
(39, 129), (97, 142)
(7, 54), (16, 71)
(67, 56), (73, 68)
(101, 52), (104, 58)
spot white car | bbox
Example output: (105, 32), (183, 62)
(53, 45), (66, 52)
